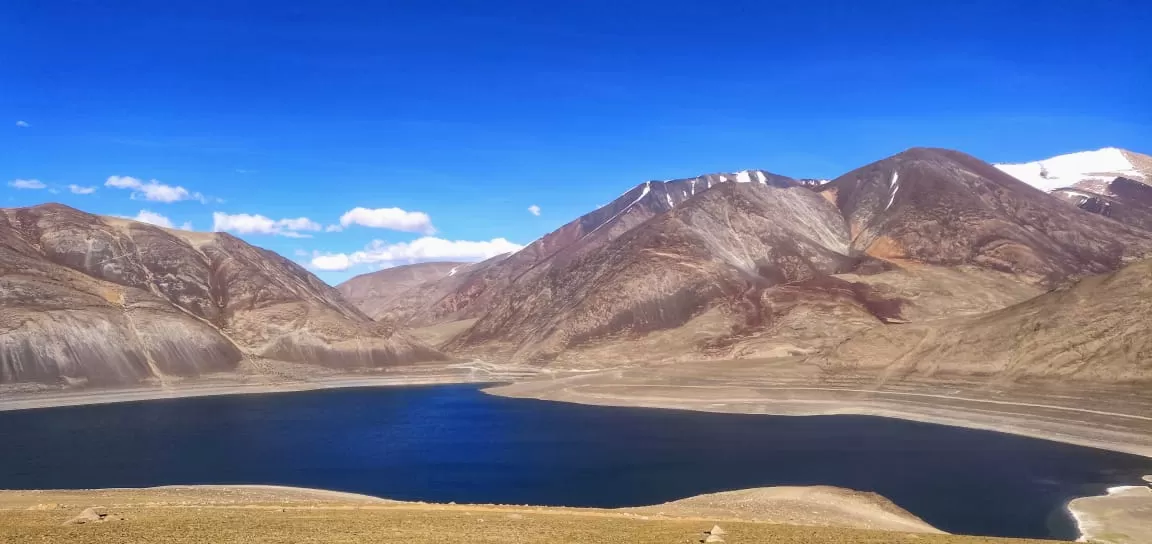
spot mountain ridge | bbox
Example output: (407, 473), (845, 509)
(354, 147), (1152, 372)
(0, 203), (445, 385)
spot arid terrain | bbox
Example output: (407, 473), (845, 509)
(0, 485), (1066, 544)
(0, 204), (445, 387)
(4, 147), (1152, 543)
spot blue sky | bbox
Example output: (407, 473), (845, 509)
(3, 0), (1150, 285)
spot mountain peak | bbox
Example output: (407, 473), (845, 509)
(994, 147), (1151, 192)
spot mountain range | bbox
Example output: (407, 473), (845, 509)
(3, 147), (1151, 387)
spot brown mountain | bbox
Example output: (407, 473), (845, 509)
(819, 147), (1152, 283)
(337, 262), (466, 320)
(0, 204), (444, 386)
(817, 256), (1152, 383)
(363, 170), (794, 328)
(415, 148), (1152, 365)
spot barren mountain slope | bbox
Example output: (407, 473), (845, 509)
(444, 148), (1152, 365)
(337, 262), (465, 320)
(820, 147), (1152, 283)
(1049, 176), (1152, 231)
(817, 257), (1152, 383)
(364, 170), (793, 327)
(0, 204), (444, 385)
(447, 180), (894, 363)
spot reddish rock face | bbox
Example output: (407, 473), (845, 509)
(0, 204), (445, 385)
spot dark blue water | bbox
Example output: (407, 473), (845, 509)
(0, 385), (1148, 539)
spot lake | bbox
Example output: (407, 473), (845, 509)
(0, 384), (1148, 539)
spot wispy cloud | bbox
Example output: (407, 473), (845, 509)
(68, 184), (97, 195)
(8, 178), (46, 190)
(15, 120), (29, 128)
(213, 212), (323, 238)
(337, 207), (435, 234)
(105, 175), (207, 203)
(310, 236), (522, 271)
(528, 204), (541, 216)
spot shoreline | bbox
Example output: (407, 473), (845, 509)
(0, 375), (502, 412)
(3, 372), (1150, 459)
(2, 374), (1150, 541)
(1066, 481), (1152, 543)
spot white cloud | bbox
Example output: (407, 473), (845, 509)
(324, 224), (343, 232)
(339, 207), (435, 234)
(15, 120), (29, 128)
(126, 210), (192, 230)
(212, 211), (323, 238)
(105, 175), (205, 203)
(8, 178), (46, 190)
(528, 204), (541, 216)
(68, 184), (97, 195)
(311, 253), (353, 271)
(309, 236), (523, 271)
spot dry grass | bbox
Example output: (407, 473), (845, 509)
(0, 487), (1058, 544)
(0, 507), (1058, 544)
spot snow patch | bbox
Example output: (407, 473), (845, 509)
(735, 170), (752, 183)
(588, 182), (650, 236)
(885, 171), (901, 211)
(448, 266), (459, 277)
(755, 171), (767, 183)
(996, 147), (1142, 192)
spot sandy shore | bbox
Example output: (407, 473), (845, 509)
(0, 360), (542, 412)
(484, 361), (1152, 459)
(1067, 480), (1152, 544)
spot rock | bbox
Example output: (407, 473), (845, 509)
(64, 507), (107, 525)
(704, 534), (725, 543)
(709, 524), (727, 535)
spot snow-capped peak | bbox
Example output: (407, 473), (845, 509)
(995, 147), (1145, 192)
(733, 169), (770, 184)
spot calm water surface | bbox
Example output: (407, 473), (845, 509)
(0, 384), (1148, 539)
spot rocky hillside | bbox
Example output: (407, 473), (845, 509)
(817, 256), (1152, 383)
(0, 204), (444, 385)
(377, 148), (1152, 367)
(821, 147), (1152, 283)
(337, 262), (465, 320)
(358, 170), (795, 328)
